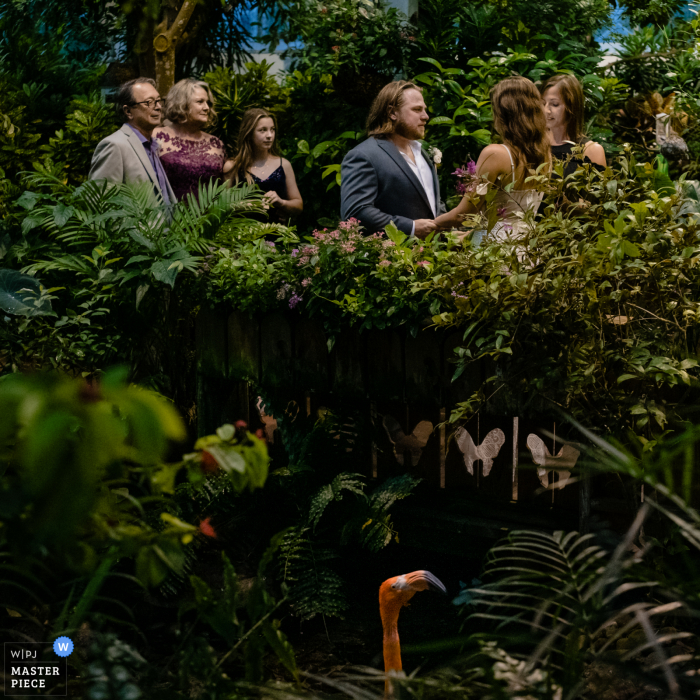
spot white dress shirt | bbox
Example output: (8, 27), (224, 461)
(398, 141), (437, 235)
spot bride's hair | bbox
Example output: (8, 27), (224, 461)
(491, 77), (550, 173)
(539, 73), (585, 142)
(229, 108), (280, 185)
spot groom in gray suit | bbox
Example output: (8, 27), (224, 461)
(340, 81), (444, 239)
(89, 77), (176, 204)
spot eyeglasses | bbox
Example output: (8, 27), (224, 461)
(129, 97), (165, 109)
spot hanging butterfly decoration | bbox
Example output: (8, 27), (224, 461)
(526, 434), (580, 489)
(454, 427), (505, 476)
(256, 396), (278, 444)
(383, 415), (433, 467)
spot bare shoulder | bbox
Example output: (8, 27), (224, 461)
(478, 144), (510, 165)
(583, 140), (606, 166)
(281, 157), (298, 182)
(476, 144), (511, 179)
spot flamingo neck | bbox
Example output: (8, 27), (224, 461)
(382, 619), (402, 672)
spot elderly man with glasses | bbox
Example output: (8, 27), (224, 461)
(89, 77), (176, 204)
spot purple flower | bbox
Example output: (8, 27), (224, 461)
(266, 241), (276, 248)
(291, 248), (299, 257)
(466, 160), (477, 175)
(456, 182), (466, 195)
(289, 293), (302, 309)
(497, 207), (507, 217)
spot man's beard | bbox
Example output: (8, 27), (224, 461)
(394, 117), (424, 141)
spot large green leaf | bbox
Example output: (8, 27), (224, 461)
(0, 269), (53, 317)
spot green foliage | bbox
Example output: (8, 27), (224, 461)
(189, 548), (299, 684)
(263, 0), (416, 80)
(278, 526), (349, 620)
(262, 402), (421, 621)
(427, 151), (700, 438)
(0, 369), (300, 696)
(3, 178), (264, 380)
(208, 217), (455, 338)
(308, 472), (366, 529)
(358, 474), (422, 551)
(193, 423), (270, 492)
(204, 62), (290, 150)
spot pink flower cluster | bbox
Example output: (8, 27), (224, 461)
(452, 160), (479, 195)
(297, 244), (319, 266)
(296, 219), (369, 265)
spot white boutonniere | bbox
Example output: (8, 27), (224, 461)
(427, 145), (442, 166)
(152, 137), (163, 156)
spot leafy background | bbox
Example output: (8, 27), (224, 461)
(3, 0), (700, 697)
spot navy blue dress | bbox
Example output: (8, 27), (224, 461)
(250, 158), (288, 223)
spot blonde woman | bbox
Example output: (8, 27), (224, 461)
(227, 108), (302, 222)
(153, 78), (226, 201)
(436, 76), (550, 243)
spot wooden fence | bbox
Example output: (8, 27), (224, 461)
(196, 307), (638, 541)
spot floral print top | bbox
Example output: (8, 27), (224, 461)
(153, 129), (226, 201)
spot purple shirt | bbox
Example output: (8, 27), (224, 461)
(127, 125), (172, 206)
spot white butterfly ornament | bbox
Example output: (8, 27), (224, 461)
(454, 427), (506, 476)
(526, 434), (580, 489)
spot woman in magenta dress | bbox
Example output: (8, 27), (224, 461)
(153, 79), (226, 201)
(227, 108), (303, 223)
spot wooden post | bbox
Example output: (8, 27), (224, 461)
(512, 417), (519, 501)
(439, 408), (446, 488)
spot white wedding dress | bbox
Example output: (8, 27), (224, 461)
(488, 144), (543, 243)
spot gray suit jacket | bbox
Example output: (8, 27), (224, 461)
(89, 124), (176, 203)
(340, 137), (445, 235)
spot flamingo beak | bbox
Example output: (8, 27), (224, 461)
(405, 570), (447, 594)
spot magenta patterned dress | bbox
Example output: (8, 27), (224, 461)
(153, 129), (227, 201)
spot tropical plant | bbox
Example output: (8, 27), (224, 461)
(426, 149), (700, 439)
(204, 61), (290, 150)
(0, 369), (303, 695)
(2, 177), (265, 386)
(262, 0), (416, 83)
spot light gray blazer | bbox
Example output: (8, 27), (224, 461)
(88, 124), (176, 202)
(340, 137), (445, 235)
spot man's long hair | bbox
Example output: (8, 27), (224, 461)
(492, 77), (551, 173)
(366, 81), (422, 138)
(228, 108), (280, 185)
(539, 73), (585, 143)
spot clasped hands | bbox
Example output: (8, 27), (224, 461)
(262, 190), (284, 209)
(413, 218), (454, 240)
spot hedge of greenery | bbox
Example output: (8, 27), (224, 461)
(5, 2), (700, 698)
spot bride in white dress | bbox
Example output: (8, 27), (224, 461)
(435, 76), (551, 245)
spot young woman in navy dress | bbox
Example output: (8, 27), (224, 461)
(227, 108), (303, 222)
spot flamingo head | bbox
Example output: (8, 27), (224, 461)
(379, 570), (446, 623)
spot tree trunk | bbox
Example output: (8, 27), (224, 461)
(152, 0), (198, 95)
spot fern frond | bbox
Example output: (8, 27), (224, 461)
(278, 527), (348, 620)
(308, 472), (367, 530)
